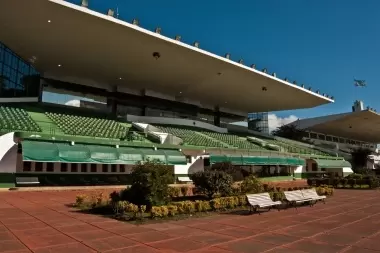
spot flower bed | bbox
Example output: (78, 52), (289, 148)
(74, 185), (333, 221)
(307, 175), (380, 189)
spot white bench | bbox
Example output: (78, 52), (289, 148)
(284, 190), (314, 208)
(246, 193), (282, 213)
(177, 177), (192, 183)
(16, 177), (40, 186)
(301, 188), (326, 203)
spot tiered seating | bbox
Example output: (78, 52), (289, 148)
(267, 138), (330, 156)
(46, 112), (127, 139)
(0, 106), (41, 132)
(203, 131), (265, 150)
(155, 125), (225, 147)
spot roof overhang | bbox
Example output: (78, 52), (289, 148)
(294, 110), (380, 143)
(0, 0), (333, 113)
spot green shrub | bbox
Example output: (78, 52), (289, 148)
(167, 205), (178, 216)
(194, 200), (211, 212)
(168, 187), (181, 198)
(237, 195), (247, 206)
(190, 171), (233, 198)
(240, 175), (263, 194)
(210, 198), (222, 210)
(127, 159), (173, 209)
(181, 186), (188, 196)
(75, 194), (87, 207)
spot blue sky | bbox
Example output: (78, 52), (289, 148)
(60, 0), (380, 122)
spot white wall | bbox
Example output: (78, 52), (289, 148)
(0, 132), (15, 161)
(127, 115), (228, 133)
(174, 156), (205, 175)
(0, 145), (17, 173)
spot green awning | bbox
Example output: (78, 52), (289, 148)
(87, 145), (120, 163)
(140, 149), (167, 163)
(118, 147), (143, 164)
(314, 159), (351, 168)
(210, 155), (305, 166)
(57, 143), (92, 163)
(163, 150), (187, 165)
(23, 141), (59, 162)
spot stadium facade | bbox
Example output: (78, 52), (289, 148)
(0, 0), (354, 188)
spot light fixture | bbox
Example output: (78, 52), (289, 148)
(155, 27), (161, 34)
(331, 96), (334, 100)
(238, 59), (244, 64)
(224, 101), (227, 104)
(48, 20), (51, 23)
(284, 78), (288, 82)
(81, 0), (88, 8)
(225, 53), (230, 59)
(152, 52), (161, 59)
(175, 35), (181, 41)
(262, 68), (267, 73)
(308, 87), (312, 91)
(272, 72), (276, 77)
(119, 77), (122, 80)
(301, 84), (305, 88)
(107, 9), (114, 17)
(293, 81), (297, 85)
(132, 19), (139, 26)
(250, 64), (256, 69)
(58, 64), (61, 67)
(193, 41), (200, 48)
(179, 91), (182, 94)
(316, 90), (320, 94)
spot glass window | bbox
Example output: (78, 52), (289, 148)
(111, 164), (117, 173)
(71, 163), (78, 172)
(102, 164), (108, 173)
(91, 164), (97, 172)
(61, 163), (68, 172)
(81, 166), (87, 173)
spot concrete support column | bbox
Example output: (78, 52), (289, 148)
(214, 106), (221, 127)
(107, 85), (117, 116)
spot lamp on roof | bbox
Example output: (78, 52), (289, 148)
(262, 68), (267, 73)
(132, 19), (139, 26)
(316, 90), (320, 94)
(331, 96), (334, 100)
(238, 59), (244, 64)
(225, 53), (231, 59)
(308, 87), (312, 91)
(107, 9), (114, 17)
(272, 72), (276, 77)
(301, 84), (305, 88)
(250, 64), (256, 69)
(293, 81), (297, 85)
(175, 35), (181, 41)
(193, 41), (200, 48)
(284, 77), (288, 82)
(155, 27), (161, 34)
(81, 0), (88, 7)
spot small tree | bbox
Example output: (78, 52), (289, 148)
(272, 124), (304, 141)
(127, 159), (173, 209)
(240, 175), (264, 194)
(351, 148), (372, 173)
(190, 171), (233, 199)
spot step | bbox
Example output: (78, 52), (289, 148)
(27, 111), (65, 135)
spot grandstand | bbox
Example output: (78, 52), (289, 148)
(290, 100), (380, 158)
(0, 0), (351, 188)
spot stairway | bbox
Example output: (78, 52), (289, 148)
(27, 111), (65, 135)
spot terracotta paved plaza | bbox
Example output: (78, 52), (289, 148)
(0, 189), (380, 253)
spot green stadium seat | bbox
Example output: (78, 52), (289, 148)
(0, 106), (41, 133)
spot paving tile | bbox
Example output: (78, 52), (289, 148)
(149, 237), (208, 252)
(218, 238), (277, 253)
(313, 231), (365, 246)
(0, 231), (16, 242)
(286, 239), (346, 253)
(353, 238), (380, 251)
(70, 229), (115, 241)
(0, 240), (29, 252)
(83, 236), (137, 252)
(33, 242), (96, 253)
(186, 232), (235, 245)
(105, 245), (160, 253)
(19, 233), (76, 249)
(127, 230), (176, 243)
(251, 232), (299, 246)
(217, 227), (261, 238)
